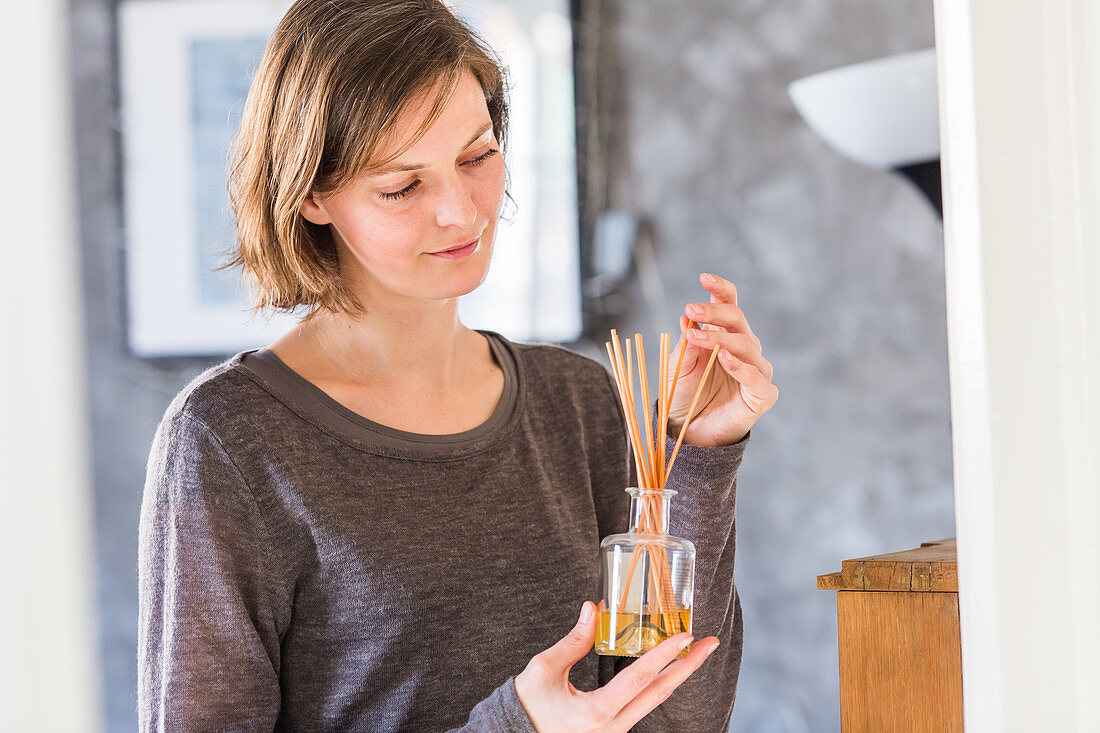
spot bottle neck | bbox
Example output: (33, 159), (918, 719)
(628, 489), (673, 534)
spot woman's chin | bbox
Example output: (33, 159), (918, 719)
(430, 256), (493, 299)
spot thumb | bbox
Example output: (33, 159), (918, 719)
(541, 601), (597, 674)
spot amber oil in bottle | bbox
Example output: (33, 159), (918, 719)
(595, 487), (695, 659)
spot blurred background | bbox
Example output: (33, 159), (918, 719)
(3, 0), (953, 730)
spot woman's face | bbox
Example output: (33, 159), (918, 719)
(300, 70), (507, 304)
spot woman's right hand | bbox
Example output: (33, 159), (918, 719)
(513, 601), (720, 733)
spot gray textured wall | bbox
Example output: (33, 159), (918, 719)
(572, 3), (951, 730)
(73, 1), (949, 730)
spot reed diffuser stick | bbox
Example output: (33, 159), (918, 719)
(606, 340), (647, 488)
(634, 335), (656, 484)
(665, 342), (721, 480)
(611, 332), (650, 487)
(624, 341), (645, 485)
(658, 333), (669, 483)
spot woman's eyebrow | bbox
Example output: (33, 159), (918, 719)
(367, 121), (494, 176)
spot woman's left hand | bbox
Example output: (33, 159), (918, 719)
(665, 272), (778, 447)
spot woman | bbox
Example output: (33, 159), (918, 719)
(137, 1), (778, 731)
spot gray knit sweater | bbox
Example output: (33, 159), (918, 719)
(137, 330), (748, 731)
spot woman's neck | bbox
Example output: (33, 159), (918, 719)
(269, 295), (480, 396)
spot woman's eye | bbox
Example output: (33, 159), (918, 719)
(378, 149), (498, 202)
(380, 177), (418, 198)
(464, 148), (499, 167)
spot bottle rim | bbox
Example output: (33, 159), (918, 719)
(624, 486), (678, 497)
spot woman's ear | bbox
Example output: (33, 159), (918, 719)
(299, 191), (332, 226)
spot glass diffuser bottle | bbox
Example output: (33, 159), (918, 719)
(595, 327), (722, 659)
(595, 486), (695, 658)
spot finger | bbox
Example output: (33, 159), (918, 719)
(608, 637), (721, 730)
(686, 329), (772, 380)
(717, 350), (779, 410)
(588, 632), (693, 721)
(684, 302), (760, 349)
(714, 347), (780, 414)
(700, 272), (737, 307)
(533, 601), (597, 681)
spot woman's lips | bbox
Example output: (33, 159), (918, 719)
(430, 237), (479, 259)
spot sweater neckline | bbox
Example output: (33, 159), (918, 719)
(231, 329), (522, 460)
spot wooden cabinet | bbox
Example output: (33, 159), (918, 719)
(818, 538), (963, 732)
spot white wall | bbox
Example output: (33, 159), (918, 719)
(0, 1), (103, 730)
(934, 0), (1100, 729)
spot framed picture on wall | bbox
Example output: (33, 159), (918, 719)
(118, 0), (582, 357)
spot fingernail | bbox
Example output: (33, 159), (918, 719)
(703, 273), (717, 284)
(706, 641), (720, 657)
(580, 602), (594, 623)
(679, 635), (694, 650)
(686, 303), (702, 317)
(689, 328), (705, 340)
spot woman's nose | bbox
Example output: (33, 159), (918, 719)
(434, 175), (478, 229)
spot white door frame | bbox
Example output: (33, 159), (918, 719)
(934, 0), (1100, 729)
(0, 1), (102, 730)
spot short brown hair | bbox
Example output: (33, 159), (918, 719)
(223, 0), (510, 321)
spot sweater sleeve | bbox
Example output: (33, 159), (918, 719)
(444, 676), (538, 733)
(137, 411), (286, 731)
(594, 369), (749, 733)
